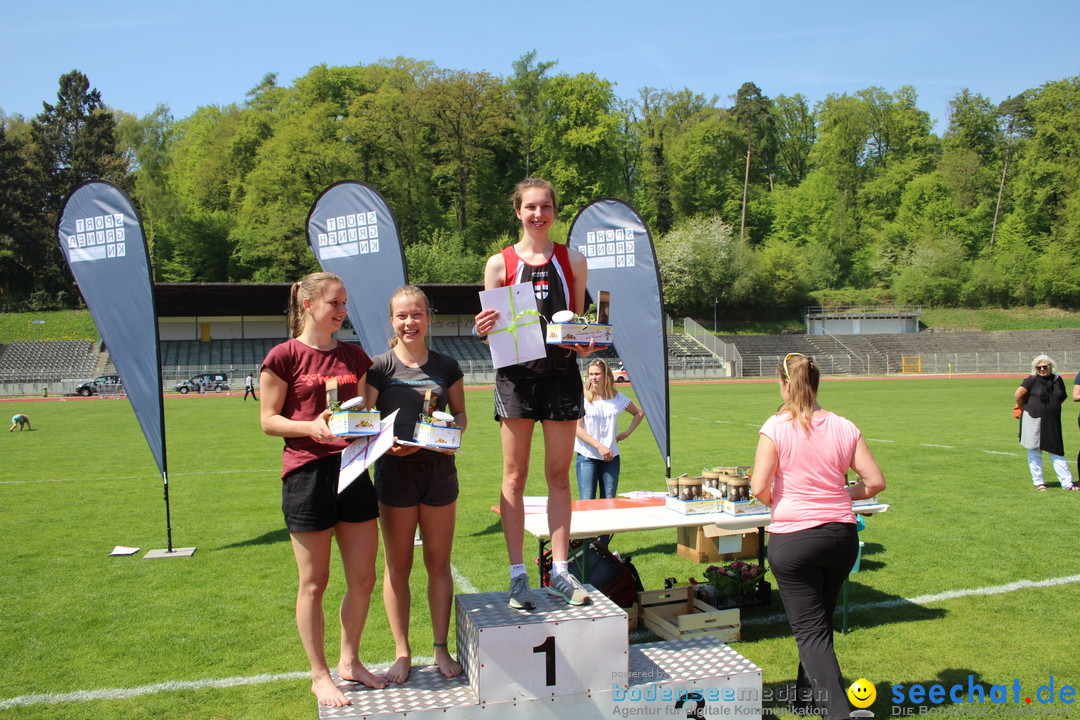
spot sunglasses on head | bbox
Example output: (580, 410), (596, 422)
(783, 352), (806, 379)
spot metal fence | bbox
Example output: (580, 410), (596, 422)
(682, 317), (742, 376)
(2, 343), (1069, 398)
(742, 351), (1077, 378)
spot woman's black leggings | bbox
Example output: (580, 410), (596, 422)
(768, 522), (859, 720)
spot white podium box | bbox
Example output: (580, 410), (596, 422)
(455, 584), (629, 703)
(318, 636), (761, 720)
(615, 636), (762, 716)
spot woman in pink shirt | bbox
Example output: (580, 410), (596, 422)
(751, 353), (885, 720)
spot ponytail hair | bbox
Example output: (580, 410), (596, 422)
(777, 352), (820, 431)
(287, 272), (343, 338)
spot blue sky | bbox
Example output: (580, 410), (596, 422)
(2, 0), (1077, 132)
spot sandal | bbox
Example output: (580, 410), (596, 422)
(1065, 486), (1080, 492)
(1035, 485), (1048, 491)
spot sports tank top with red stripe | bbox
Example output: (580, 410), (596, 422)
(499, 244), (578, 376)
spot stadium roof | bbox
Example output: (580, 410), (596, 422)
(153, 283), (484, 317)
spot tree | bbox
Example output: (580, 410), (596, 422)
(508, 50), (557, 177)
(772, 94), (815, 185)
(116, 104), (179, 279)
(731, 82), (774, 243)
(533, 73), (625, 217)
(345, 59), (441, 247)
(0, 121), (38, 305)
(426, 69), (513, 245)
(656, 215), (753, 317)
(30, 71), (130, 198)
(26, 70), (130, 297)
(989, 93), (1034, 252)
(943, 89), (1000, 163)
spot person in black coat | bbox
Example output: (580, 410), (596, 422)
(1015, 354), (1077, 491)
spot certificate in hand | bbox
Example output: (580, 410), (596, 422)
(478, 282), (546, 369)
(338, 409), (398, 493)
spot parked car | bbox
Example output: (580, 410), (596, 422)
(75, 375), (123, 396)
(611, 364), (630, 383)
(175, 372), (229, 394)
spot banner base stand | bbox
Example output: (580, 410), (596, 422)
(144, 547), (196, 559)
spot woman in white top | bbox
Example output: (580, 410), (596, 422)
(574, 358), (645, 501)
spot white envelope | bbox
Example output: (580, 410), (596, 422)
(338, 409), (398, 493)
(478, 282), (546, 369)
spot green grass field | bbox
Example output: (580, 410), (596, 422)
(2, 377), (1078, 719)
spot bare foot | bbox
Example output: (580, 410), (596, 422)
(434, 645), (463, 678)
(338, 660), (387, 689)
(311, 675), (351, 707)
(385, 656), (411, 684)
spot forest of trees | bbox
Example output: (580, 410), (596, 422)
(2, 55), (1079, 320)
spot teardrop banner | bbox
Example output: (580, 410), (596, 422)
(567, 199), (671, 475)
(56, 180), (191, 557)
(306, 181), (408, 356)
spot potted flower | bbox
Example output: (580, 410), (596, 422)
(702, 561), (770, 609)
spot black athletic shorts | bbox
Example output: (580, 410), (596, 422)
(281, 454), (379, 532)
(373, 451), (459, 508)
(493, 372), (584, 422)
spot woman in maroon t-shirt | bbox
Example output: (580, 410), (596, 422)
(260, 272), (386, 707)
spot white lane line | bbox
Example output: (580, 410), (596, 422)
(919, 443), (956, 449)
(743, 573), (1080, 627)
(451, 563), (480, 595)
(866, 438), (894, 443)
(0, 469), (280, 485)
(0, 659), (438, 709)
(983, 450), (1019, 456)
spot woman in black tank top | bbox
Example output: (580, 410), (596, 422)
(472, 179), (600, 608)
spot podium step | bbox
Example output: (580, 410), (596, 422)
(319, 637), (761, 719)
(456, 584), (628, 702)
(320, 665), (475, 719)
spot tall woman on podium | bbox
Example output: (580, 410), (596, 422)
(751, 352), (885, 720)
(472, 178), (597, 609)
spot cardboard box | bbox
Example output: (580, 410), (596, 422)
(639, 586), (741, 643)
(665, 496), (723, 515)
(722, 499), (771, 516)
(415, 422), (461, 449)
(545, 322), (613, 346)
(328, 410), (380, 437)
(677, 526), (759, 563)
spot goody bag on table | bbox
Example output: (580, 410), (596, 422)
(539, 538), (644, 608)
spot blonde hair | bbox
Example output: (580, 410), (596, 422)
(287, 272), (343, 338)
(584, 358), (616, 402)
(511, 177), (558, 214)
(777, 353), (820, 431)
(387, 285), (432, 348)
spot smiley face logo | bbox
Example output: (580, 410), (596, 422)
(847, 678), (876, 708)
